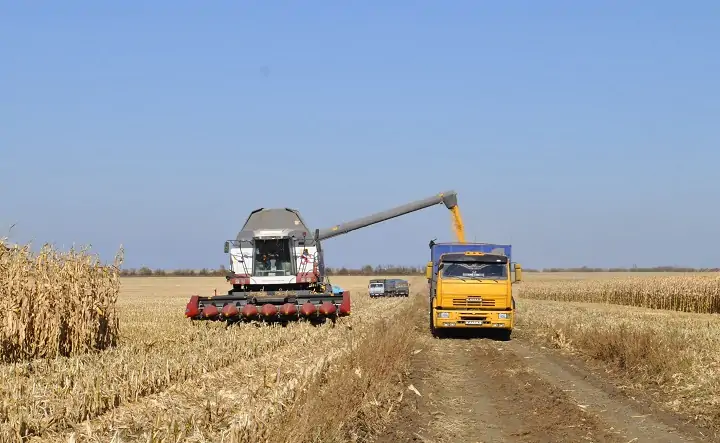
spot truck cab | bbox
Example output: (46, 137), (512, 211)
(426, 242), (522, 339)
(368, 279), (386, 298)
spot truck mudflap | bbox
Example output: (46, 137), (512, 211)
(185, 290), (352, 323)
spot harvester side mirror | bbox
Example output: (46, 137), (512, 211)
(514, 263), (523, 283)
(224, 241), (230, 253)
(425, 261), (433, 279)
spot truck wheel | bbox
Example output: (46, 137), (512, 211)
(430, 305), (439, 338)
(497, 329), (512, 341)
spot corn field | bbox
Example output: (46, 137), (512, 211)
(0, 239), (123, 362)
(5, 244), (720, 441)
(520, 274), (720, 313)
(0, 275), (420, 442)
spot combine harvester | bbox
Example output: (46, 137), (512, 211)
(185, 191), (464, 325)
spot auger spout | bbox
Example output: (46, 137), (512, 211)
(317, 191), (460, 241)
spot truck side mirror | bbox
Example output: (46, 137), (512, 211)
(438, 263), (444, 271)
(514, 263), (523, 282)
(224, 241), (230, 253)
(425, 261), (433, 279)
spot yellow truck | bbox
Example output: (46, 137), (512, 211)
(426, 241), (522, 339)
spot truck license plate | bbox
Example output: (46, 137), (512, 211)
(468, 297), (482, 302)
(465, 320), (483, 325)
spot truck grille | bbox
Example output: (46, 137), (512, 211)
(452, 298), (495, 308)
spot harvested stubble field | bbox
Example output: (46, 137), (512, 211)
(0, 274), (429, 443)
(517, 297), (720, 431)
(5, 257), (720, 442)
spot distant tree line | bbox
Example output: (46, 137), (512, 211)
(118, 265), (427, 277)
(117, 264), (719, 277)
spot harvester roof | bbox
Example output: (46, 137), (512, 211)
(236, 208), (315, 243)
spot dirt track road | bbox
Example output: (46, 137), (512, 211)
(377, 306), (709, 443)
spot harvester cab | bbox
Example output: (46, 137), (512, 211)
(185, 191), (463, 325)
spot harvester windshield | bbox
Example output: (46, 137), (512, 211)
(253, 238), (294, 276)
(441, 262), (508, 280)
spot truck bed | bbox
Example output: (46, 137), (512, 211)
(430, 242), (512, 276)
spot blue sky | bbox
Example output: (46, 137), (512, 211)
(2, 1), (718, 270)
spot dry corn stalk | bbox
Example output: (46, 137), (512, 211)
(0, 238), (123, 362)
(520, 275), (720, 313)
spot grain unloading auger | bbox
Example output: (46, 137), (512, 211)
(185, 191), (462, 324)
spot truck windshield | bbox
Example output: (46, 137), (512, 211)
(441, 262), (507, 280)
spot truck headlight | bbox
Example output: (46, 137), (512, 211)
(498, 313), (510, 319)
(438, 312), (450, 319)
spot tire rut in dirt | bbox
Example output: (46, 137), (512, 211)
(504, 339), (706, 443)
(377, 312), (622, 443)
